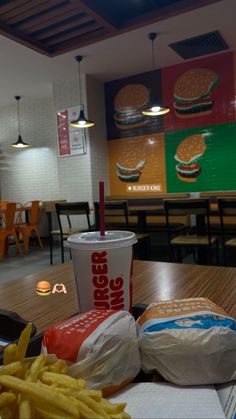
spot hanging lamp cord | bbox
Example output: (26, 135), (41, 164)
(78, 59), (82, 107)
(152, 38), (155, 71)
(16, 97), (21, 136)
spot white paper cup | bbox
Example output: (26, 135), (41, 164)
(67, 231), (137, 313)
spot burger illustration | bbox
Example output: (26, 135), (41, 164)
(36, 281), (51, 296)
(175, 134), (206, 182)
(114, 84), (150, 129)
(116, 160), (146, 182)
(173, 68), (219, 118)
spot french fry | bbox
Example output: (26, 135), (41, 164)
(18, 396), (31, 419)
(78, 389), (102, 401)
(76, 392), (110, 418)
(35, 405), (71, 419)
(40, 371), (85, 390)
(16, 323), (32, 363)
(0, 324), (130, 419)
(0, 405), (14, 419)
(101, 398), (127, 414)
(0, 376), (80, 418)
(3, 344), (18, 366)
(0, 362), (22, 377)
(27, 354), (46, 382)
(74, 398), (103, 419)
(0, 392), (16, 409)
(48, 360), (68, 374)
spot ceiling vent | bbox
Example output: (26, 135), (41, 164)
(169, 31), (229, 59)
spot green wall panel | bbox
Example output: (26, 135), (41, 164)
(165, 122), (236, 193)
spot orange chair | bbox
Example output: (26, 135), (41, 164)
(16, 201), (44, 253)
(0, 202), (22, 261)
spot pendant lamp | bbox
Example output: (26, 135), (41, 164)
(142, 33), (170, 116)
(11, 96), (29, 148)
(70, 55), (95, 128)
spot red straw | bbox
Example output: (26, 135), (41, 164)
(99, 181), (105, 236)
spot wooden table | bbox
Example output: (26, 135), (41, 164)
(0, 260), (235, 334)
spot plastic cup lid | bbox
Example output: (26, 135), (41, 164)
(67, 230), (137, 250)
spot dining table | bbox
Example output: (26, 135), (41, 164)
(0, 260), (235, 336)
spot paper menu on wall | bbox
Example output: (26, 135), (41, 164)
(109, 382), (225, 419)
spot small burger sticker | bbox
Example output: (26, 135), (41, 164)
(175, 134), (206, 182)
(36, 281), (51, 296)
(173, 68), (219, 118)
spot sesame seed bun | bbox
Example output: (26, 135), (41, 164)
(173, 68), (219, 118)
(174, 68), (218, 102)
(114, 84), (150, 129)
(114, 84), (149, 110)
(175, 134), (206, 164)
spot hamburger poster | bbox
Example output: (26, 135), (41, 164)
(105, 70), (164, 140)
(108, 134), (166, 196)
(165, 122), (236, 193)
(162, 51), (235, 132)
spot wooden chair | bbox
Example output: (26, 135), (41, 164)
(0, 202), (22, 261)
(94, 200), (151, 260)
(218, 198), (236, 265)
(43, 200), (67, 265)
(55, 202), (92, 263)
(164, 198), (219, 265)
(16, 201), (44, 253)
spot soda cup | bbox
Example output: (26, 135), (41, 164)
(67, 231), (137, 313)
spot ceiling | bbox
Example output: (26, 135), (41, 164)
(0, 0), (222, 56)
(0, 0), (235, 106)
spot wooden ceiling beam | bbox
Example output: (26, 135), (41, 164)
(4, 0), (65, 25)
(51, 26), (109, 55)
(46, 21), (102, 45)
(36, 15), (93, 40)
(0, 0), (31, 15)
(69, 0), (116, 32)
(0, 21), (50, 56)
(18, 4), (81, 32)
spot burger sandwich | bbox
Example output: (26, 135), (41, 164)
(116, 160), (145, 182)
(36, 281), (51, 296)
(114, 84), (150, 129)
(175, 134), (206, 182)
(173, 68), (219, 118)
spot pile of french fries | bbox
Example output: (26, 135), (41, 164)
(0, 323), (130, 419)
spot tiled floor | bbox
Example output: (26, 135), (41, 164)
(0, 244), (71, 283)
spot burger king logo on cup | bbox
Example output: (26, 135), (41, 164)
(36, 281), (51, 296)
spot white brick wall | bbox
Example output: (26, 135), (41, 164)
(86, 75), (109, 203)
(0, 96), (59, 203)
(0, 75), (109, 230)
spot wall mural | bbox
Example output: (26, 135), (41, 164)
(162, 51), (235, 131)
(108, 134), (166, 195)
(166, 122), (236, 193)
(105, 51), (236, 195)
(105, 70), (164, 139)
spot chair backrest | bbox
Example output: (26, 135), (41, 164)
(94, 201), (129, 230)
(4, 202), (16, 230)
(218, 198), (236, 238)
(24, 201), (42, 226)
(164, 198), (211, 241)
(164, 199), (210, 216)
(43, 200), (67, 213)
(55, 202), (91, 233)
(218, 198), (236, 215)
